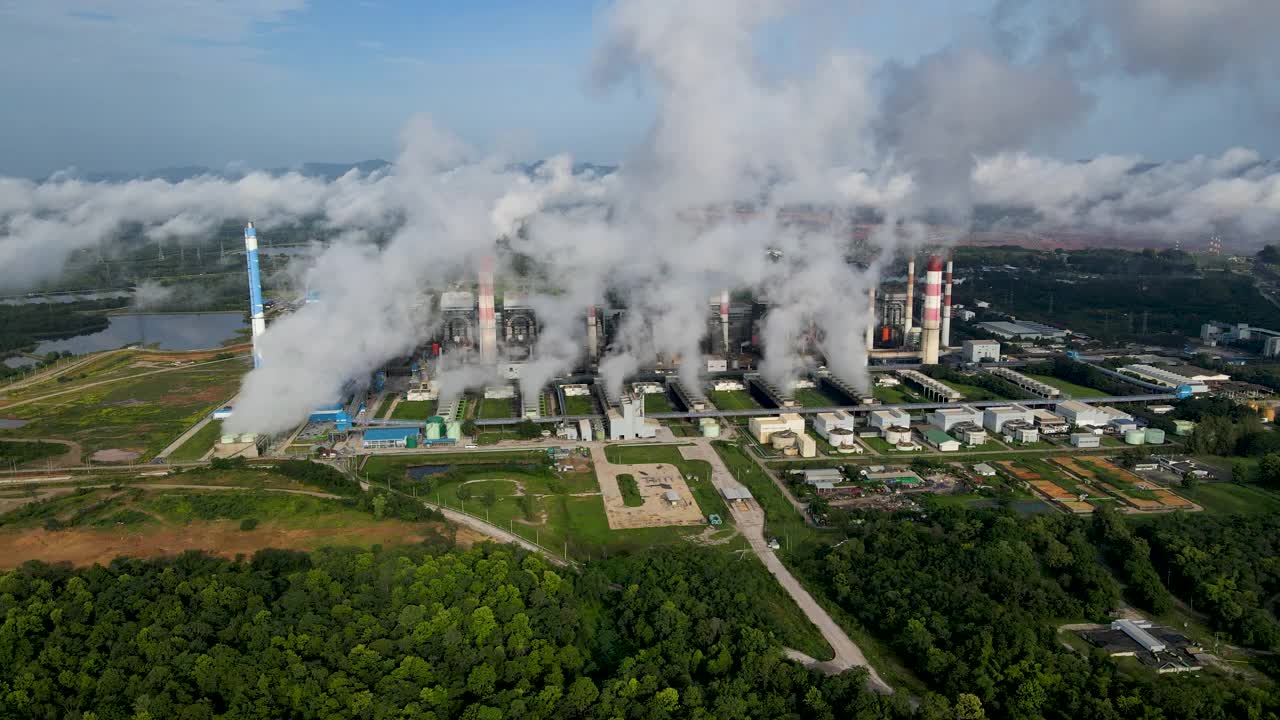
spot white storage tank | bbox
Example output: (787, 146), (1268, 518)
(1144, 428), (1165, 445)
(1124, 429), (1146, 445)
(771, 430), (797, 450)
(884, 426), (911, 445)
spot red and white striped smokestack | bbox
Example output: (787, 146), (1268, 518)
(941, 257), (954, 348)
(921, 255), (943, 365)
(587, 304), (599, 363)
(903, 257), (915, 341)
(478, 256), (497, 364)
(719, 288), (730, 355)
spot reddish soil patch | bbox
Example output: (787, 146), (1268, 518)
(1051, 457), (1096, 479)
(997, 461), (1041, 481)
(0, 521), (486, 568)
(91, 449), (142, 463)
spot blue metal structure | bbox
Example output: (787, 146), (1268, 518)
(243, 222), (266, 369)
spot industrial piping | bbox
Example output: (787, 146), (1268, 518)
(941, 257), (953, 348)
(243, 222), (266, 369)
(478, 256), (497, 364)
(903, 257), (915, 341)
(921, 255), (943, 365)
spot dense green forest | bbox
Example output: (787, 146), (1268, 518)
(0, 545), (908, 720)
(795, 507), (1280, 720)
(1141, 513), (1280, 650)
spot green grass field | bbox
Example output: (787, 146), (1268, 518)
(562, 395), (596, 415)
(370, 395), (391, 419)
(642, 393), (674, 413)
(709, 390), (761, 411)
(792, 387), (843, 408)
(167, 419), (223, 462)
(936, 379), (1007, 401)
(1179, 482), (1280, 515)
(872, 385), (926, 404)
(1024, 374), (1110, 399)
(617, 473), (643, 506)
(390, 400), (436, 421)
(0, 362), (243, 462)
(478, 398), (516, 419)
(477, 431), (521, 446)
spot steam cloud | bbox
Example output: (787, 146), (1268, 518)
(1, 0), (1279, 433)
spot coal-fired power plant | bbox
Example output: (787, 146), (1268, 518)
(920, 255), (943, 365)
(903, 257), (915, 342)
(243, 222), (266, 369)
(719, 288), (730, 356)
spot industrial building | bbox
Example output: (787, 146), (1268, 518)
(983, 405), (1033, 433)
(1080, 620), (1204, 673)
(826, 429), (862, 451)
(952, 424), (987, 445)
(1267, 336), (1280, 358)
(988, 367), (1061, 398)
(1031, 409), (1069, 434)
(800, 468), (843, 485)
(897, 369), (961, 401)
(813, 410), (856, 438)
(869, 408), (911, 431)
(363, 427), (419, 449)
(976, 320), (1068, 340)
(1122, 364), (1214, 394)
(749, 413), (807, 443)
(607, 394), (659, 440)
(1070, 432), (1101, 448)
(962, 339), (1000, 363)
(927, 406), (982, 431)
(1002, 421), (1039, 444)
(1054, 399), (1110, 428)
(922, 429), (960, 452)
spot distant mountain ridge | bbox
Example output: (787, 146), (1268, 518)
(54, 159), (619, 184)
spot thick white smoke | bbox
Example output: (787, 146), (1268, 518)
(3, 1), (1280, 434)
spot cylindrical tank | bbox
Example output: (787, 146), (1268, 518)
(446, 421), (462, 440)
(220, 434), (236, 444)
(884, 426), (910, 445)
(1144, 428), (1165, 445)
(771, 431), (797, 450)
(700, 419), (721, 438)
(782, 446), (799, 456)
(425, 423), (441, 440)
(1124, 429), (1145, 445)
(238, 433), (256, 443)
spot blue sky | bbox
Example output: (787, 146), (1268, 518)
(0, 0), (1274, 176)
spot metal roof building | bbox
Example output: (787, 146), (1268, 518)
(363, 427), (419, 449)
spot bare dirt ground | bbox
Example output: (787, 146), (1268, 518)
(588, 446), (704, 529)
(90, 449), (142, 463)
(0, 520), (486, 568)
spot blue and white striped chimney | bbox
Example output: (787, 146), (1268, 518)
(243, 222), (266, 368)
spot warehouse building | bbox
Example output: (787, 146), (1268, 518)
(1002, 421), (1039, 444)
(923, 429), (961, 452)
(1122, 364), (1211, 394)
(1070, 432), (1101, 448)
(962, 339), (1001, 363)
(1054, 399), (1110, 428)
(363, 427), (420, 449)
(1032, 409), (1070, 434)
(976, 320), (1068, 340)
(800, 468), (843, 485)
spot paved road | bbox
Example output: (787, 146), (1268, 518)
(679, 439), (893, 693)
(421, 501), (573, 568)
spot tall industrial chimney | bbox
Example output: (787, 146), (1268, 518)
(719, 288), (731, 355)
(865, 284), (876, 352)
(587, 305), (599, 364)
(243, 222), (266, 369)
(941, 257), (954, 348)
(906, 256), (916, 340)
(478, 256), (497, 364)
(921, 255), (943, 365)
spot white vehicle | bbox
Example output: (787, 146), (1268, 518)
(464, 444), (478, 449)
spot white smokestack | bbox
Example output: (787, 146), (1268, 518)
(478, 256), (497, 364)
(921, 255), (942, 364)
(941, 257), (953, 348)
(719, 288), (730, 355)
(903, 257), (915, 343)
(587, 304), (599, 364)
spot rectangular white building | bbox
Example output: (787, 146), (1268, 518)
(962, 339), (1001, 363)
(813, 410), (856, 438)
(749, 413), (806, 443)
(927, 406), (983, 431)
(869, 408), (911, 430)
(983, 404), (1033, 432)
(1054, 399), (1110, 427)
